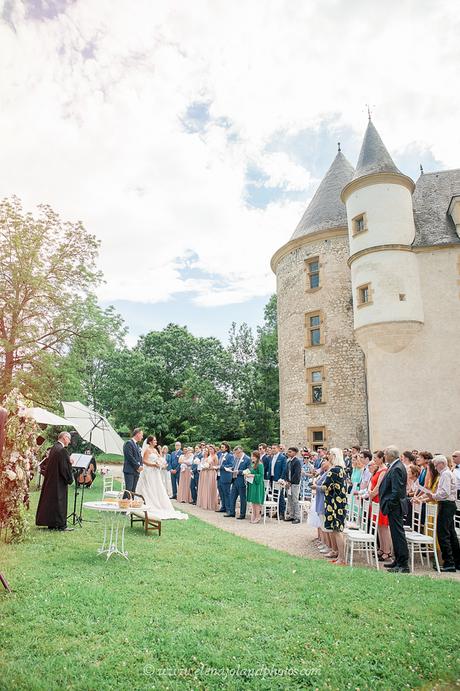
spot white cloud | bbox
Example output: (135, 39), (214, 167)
(0, 0), (459, 314)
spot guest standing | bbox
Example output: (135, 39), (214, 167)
(197, 446), (219, 510)
(322, 448), (348, 565)
(284, 447), (302, 524)
(226, 446), (250, 519)
(169, 441), (183, 500)
(216, 443), (234, 513)
(266, 444), (287, 519)
(35, 432), (74, 531)
(419, 455), (460, 572)
(379, 446), (409, 573)
(368, 452), (392, 562)
(246, 451), (265, 523)
(177, 447), (193, 503)
(122, 428), (144, 498)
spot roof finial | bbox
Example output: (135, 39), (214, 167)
(366, 104), (372, 121)
(420, 163), (424, 175)
(337, 141), (341, 152)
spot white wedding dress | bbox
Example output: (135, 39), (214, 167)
(136, 453), (188, 521)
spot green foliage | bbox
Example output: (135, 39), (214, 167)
(0, 196), (102, 404)
(1, 479), (459, 690)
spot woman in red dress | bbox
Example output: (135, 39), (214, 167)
(368, 450), (392, 562)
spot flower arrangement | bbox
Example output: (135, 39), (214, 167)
(0, 389), (39, 542)
(242, 468), (251, 476)
(100, 466), (109, 476)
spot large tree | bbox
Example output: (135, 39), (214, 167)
(0, 197), (101, 402)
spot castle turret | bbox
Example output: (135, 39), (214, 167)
(272, 149), (368, 449)
(341, 120), (424, 353)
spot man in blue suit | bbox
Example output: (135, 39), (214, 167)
(226, 446), (251, 519)
(169, 441), (183, 499)
(268, 444), (287, 519)
(190, 446), (202, 505)
(216, 442), (234, 513)
(123, 428), (143, 497)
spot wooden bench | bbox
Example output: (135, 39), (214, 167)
(129, 493), (162, 536)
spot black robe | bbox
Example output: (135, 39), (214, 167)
(35, 442), (74, 528)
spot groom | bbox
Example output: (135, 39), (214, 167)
(123, 428), (143, 498)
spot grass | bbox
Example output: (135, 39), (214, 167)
(0, 476), (459, 691)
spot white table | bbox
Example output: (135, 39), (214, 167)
(83, 501), (150, 560)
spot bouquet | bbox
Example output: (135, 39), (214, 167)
(180, 463), (188, 471)
(201, 461), (209, 469)
(242, 468), (251, 476)
(100, 466), (109, 476)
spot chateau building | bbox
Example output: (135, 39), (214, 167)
(271, 120), (460, 454)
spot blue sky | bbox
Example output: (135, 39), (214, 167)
(1, 0), (458, 344)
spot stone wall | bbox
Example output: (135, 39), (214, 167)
(276, 231), (369, 449)
(361, 247), (460, 454)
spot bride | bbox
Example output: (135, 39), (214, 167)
(136, 435), (188, 520)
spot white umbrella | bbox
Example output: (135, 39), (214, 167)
(26, 407), (70, 426)
(61, 401), (124, 455)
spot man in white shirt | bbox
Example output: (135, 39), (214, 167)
(420, 455), (460, 572)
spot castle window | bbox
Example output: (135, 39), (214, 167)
(305, 257), (320, 290)
(305, 310), (324, 347)
(306, 366), (326, 404)
(307, 426), (327, 451)
(357, 283), (373, 308)
(352, 213), (368, 236)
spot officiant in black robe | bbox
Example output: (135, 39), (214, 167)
(36, 432), (74, 531)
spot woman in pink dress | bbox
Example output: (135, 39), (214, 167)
(177, 447), (193, 503)
(197, 445), (219, 510)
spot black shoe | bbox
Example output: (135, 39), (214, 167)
(224, 514), (235, 518)
(58, 526), (74, 532)
(237, 516), (245, 520)
(387, 566), (410, 573)
(440, 565), (456, 573)
(216, 509), (226, 513)
(191, 502), (196, 505)
(384, 561), (398, 569)
(171, 496), (177, 500)
(284, 517), (293, 522)
(292, 519), (300, 524)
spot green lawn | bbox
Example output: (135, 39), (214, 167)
(0, 477), (459, 691)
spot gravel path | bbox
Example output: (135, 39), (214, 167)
(103, 465), (459, 580)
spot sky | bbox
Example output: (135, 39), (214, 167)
(1, 0), (459, 344)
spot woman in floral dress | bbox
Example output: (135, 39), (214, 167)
(323, 448), (348, 565)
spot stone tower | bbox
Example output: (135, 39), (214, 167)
(342, 121), (460, 452)
(271, 150), (369, 450)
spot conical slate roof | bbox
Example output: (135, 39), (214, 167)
(353, 120), (401, 180)
(290, 151), (355, 241)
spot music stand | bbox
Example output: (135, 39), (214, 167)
(67, 453), (94, 527)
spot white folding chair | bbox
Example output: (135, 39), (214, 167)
(102, 475), (125, 500)
(299, 499), (311, 523)
(345, 501), (380, 569)
(345, 493), (362, 531)
(263, 481), (282, 523)
(455, 501), (460, 540)
(406, 503), (440, 573)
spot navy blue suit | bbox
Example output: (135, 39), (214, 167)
(123, 439), (143, 496)
(169, 449), (183, 498)
(267, 453), (287, 517)
(217, 452), (234, 512)
(228, 454), (251, 517)
(262, 454), (273, 480)
(190, 456), (201, 504)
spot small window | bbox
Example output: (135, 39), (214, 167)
(308, 426), (327, 451)
(306, 366), (326, 404)
(399, 293), (406, 301)
(357, 283), (373, 308)
(305, 311), (324, 347)
(352, 213), (368, 236)
(305, 257), (320, 290)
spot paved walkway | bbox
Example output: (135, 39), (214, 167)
(104, 465), (459, 580)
